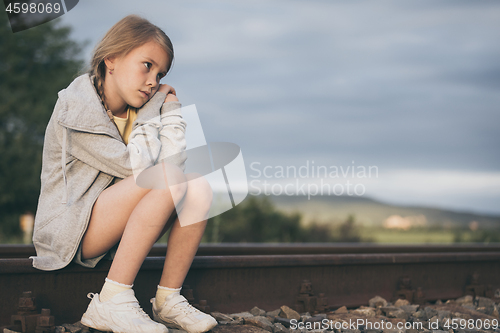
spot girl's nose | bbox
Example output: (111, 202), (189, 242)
(147, 74), (158, 88)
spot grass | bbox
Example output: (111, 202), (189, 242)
(358, 226), (500, 244)
(359, 226), (456, 243)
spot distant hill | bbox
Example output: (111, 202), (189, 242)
(262, 194), (500, 230)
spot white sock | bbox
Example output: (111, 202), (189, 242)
(156, 285), (182, 308)
(99, 278), (133, 303)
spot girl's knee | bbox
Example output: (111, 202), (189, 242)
(185, 173), (213, 210)
(149, 182), (187, 208)
(151, 162), (188, 204)
(168, 180), (188, 204)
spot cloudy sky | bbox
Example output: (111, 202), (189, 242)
(53, 0), (500, 215)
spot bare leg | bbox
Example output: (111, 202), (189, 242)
(151, 174), (217, 333)
(159, 173), (213, 288)
(81, 163), (187, 285)
(106, 186), (182, 284)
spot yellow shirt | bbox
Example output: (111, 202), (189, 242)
(113, 107), (137, 145)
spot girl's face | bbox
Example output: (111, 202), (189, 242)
(104, 41), (169, 112)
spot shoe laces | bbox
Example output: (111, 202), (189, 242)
(126, 299), (149, 318)
(174, 297), (200, 316)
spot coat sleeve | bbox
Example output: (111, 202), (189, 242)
(158, 101), (187, 171)
(61, 99), (164, 180)
(63, 122), (162, 179)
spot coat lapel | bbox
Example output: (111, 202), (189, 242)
(56, 74), (122, 140)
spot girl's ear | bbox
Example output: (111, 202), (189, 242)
(104, 57), (116, 70)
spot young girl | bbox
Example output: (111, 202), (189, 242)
(31, 15), (217, 333)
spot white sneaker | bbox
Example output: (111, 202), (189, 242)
(81, 289), (168, 333)
(151, 292), (217, 333)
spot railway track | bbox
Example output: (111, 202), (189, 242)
(1, 243), (499, 326)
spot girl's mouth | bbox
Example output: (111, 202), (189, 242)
(140, 91), (150, 99)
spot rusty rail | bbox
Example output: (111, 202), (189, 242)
(1, 243), (499, 326)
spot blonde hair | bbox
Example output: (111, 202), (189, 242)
(89, 15), (174, 111)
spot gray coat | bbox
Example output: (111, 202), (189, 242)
(31, 73), (186, 271)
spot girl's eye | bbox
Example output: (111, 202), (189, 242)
(144, 62), (152, 69)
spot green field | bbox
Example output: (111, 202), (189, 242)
(358, 226), (500, 244)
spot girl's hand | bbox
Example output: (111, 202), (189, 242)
(158, 84), (179, 102)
